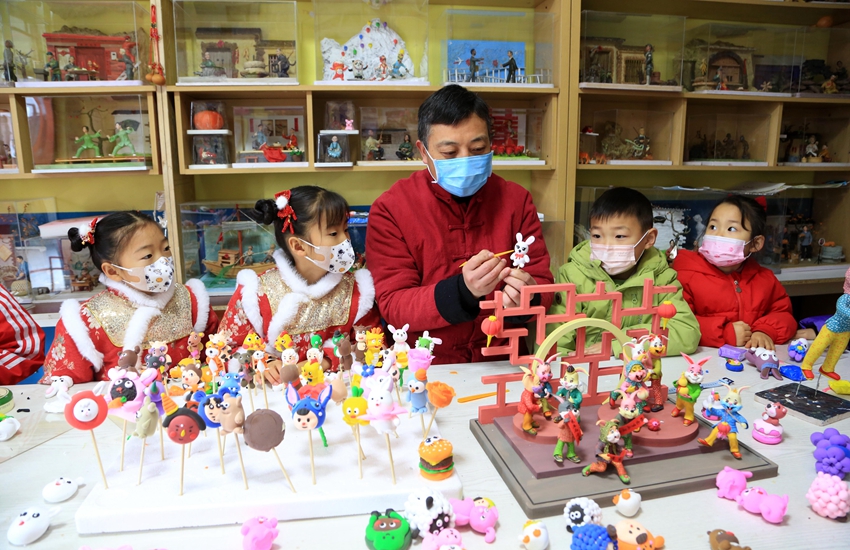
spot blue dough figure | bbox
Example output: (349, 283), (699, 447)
(405, 369), (429, 415)
(327, 135), (342, 159)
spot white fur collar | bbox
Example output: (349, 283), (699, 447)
(98, 273), (176, 309)
(353, 268), (375, 323)
(273, 248), (343, 298)
(184, 278), (210, 333)
(237, 269), (265, 338)
(60, 299), (104, 371)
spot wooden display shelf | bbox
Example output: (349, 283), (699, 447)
(7, 85), (155, 97)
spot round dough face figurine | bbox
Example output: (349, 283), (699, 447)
(74, 398), (99, 422)
(42, 477), (84, 503)
(7, 506), (58, 546)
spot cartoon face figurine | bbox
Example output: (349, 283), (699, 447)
(219, 393), (246, 435)
(163, 408), (206, 444)
(64, 390), (109, 430)
(365, 509), (412, 550)
(511, 233), (536, 269)
(42, 476), (84, 503)
(6, 506), (59, 546)
(274, 332), (293, 353)
(342, 387), (369, 427)
(285, 384), (332, 431)
(243, 332), (264, 351)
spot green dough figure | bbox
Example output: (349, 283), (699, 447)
(74, 126), (102, 158)
(365, 509), (412, 550)
(108, 123), (136, 156)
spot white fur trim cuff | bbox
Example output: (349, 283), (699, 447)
(237, 268), (265, 338)
(123, 306), (162, 352)
(98, 273), (175, 309)
(60, 299), (104, 371)
(353, 268), (376, 323)
(265, 293), (309, 351)
(185, 279), (210, 332)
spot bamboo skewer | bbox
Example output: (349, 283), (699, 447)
(308, 430), (316, 485)
(234, 434), (249, 490)
(355, 425), (363, 479)
(91, 430), (108, 489)
(120, 420), (127, 472)
(385, 433), (396, 485)
(216, 428), (225, 474)
(179, 444), (185, 496)
(272, 448), (296, 493)
(137, 437), (146, 485)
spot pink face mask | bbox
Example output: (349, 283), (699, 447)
(699, 235), (752, 267)
(589, 230), (649, 276)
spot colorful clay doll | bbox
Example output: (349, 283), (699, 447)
(449, 497), (499, 544)
(555, 363), (586, 423)
(285, 383), (332, 483)
(365, 509), (413, 550)
(744, 346), (783, 381)
(241, 516), (279, 550)
(554, 399), (582, 464)
(564, 497), (602, 533)
(642, 333), (667, 412)
(613, 489), (642, 518)
(510, 233), (535, 269)
(205, 332), (231, 378)
(360, 376), (407, 438)
(751, 401), (787, 445)
(518, 365), (542, 436)
(615, 392), (646, 458)
(518, 520), (548, 550)
(365, 327), (386, 367)
(353, 325), (369, 363)
(415, 330), (442, 354)
(787, 338), (808, 362)
(698, 385), (750, 459)
(332, 330), (353, 373)
(388, 323), (410, 384)
(405, 369), (429, 415)
(614, 519), (665, 550)
(670, 352), (708, 426)
(736, 487), (788, 524)
(802, 268), (850, 380)
(582, 420), (630, 484)
(707, 529), (752, 550)
(535, 354), (557, 420)
(609, 357), (649, 412)
(402, 488), (455, 538)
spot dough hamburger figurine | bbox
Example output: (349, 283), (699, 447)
(419, 436), (454, 480)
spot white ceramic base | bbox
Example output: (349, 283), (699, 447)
(579, 82), (682, 93)
(187, 129), (232, 136)
(604, 160), (673, 166)
(315, 161), (354, 167)
(319, 129), (359, 135)
(683, 161), (768, 167)
(314, 79), (430, 86)
(176, 78), (298, 86)
(74, 386), (462, 534)
(188, 164), (232, 169)
(231, 162), (309, 169)
(15, 80), (146, 88)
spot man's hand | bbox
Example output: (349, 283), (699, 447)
(732, 321), (752, 347)
(462, 250), (510, 298)
(745, 331), (775, 350)
(584, 342), (603, 356)
(502, 268), (536, 308)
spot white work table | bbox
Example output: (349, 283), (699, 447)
(1, 347), (849, 549)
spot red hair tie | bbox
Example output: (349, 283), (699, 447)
(80, 217), (98, 245)
(274, 190), (297, 234)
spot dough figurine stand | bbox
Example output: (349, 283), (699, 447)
(469, 279), (778, 518)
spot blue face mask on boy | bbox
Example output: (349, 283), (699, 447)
(424, 147), (492, 198)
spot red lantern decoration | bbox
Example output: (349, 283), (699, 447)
(658, 300), (677, 330)
(481, 315), (502, 347)
(717, 422), (731, 438)
(193, 110), (224, 130)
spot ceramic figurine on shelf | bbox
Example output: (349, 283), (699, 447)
(86, 60), (99, 80)
(582, 420), (630, 484)
(519, 365), (542, 436)
(44, 52), (60, 81)
(626, 127), (650, 159)
(119, 48), (134, 80)
(373, 56), (389, 81)
(671, 353), (707, 426)
(365, 130), (385, 161)
(197, 51), (218, 77)
(802, 268), (850, 381)
(752, 402), (787, 445)
(554, 364), (586, 422)
(252, 123), (267, 150)
(349, 59), (368, 80)
(739, 135), (750, 159)
(326, 135), (342, 159)
(503, 50), (518, 83)
(396, 134), (415, 160)
(73, 126), (102, 158)
(467, 49), (483, 82)
(744, 346), (783, 380)
(108, 123), (136, 157)
(3, 40), (16, 82)
(714, 67), (727, 90)
(272, 49), (295, 78)
(643, 44), (654, 85)
(698, 384), (750, 459)
(390, 50), (409, 79)
(820, 143), (831, 162)
(63, 56), (80, 81)
(822, 75), (839, 94)
(805, 135), (820, 158)
(345, 119), (355, 131)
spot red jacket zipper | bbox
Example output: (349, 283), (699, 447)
(732, 276), (744, 321)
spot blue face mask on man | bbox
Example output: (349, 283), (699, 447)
(424, 147), (493, 198)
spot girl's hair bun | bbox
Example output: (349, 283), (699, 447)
(68, 226), (86, 252)
(254, 199), (278, 225)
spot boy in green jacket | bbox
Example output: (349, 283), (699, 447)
(548, 187), (699, 357)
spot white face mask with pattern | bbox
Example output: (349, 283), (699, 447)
(111, 256), (174, 293)
(298, 238), (356, 274)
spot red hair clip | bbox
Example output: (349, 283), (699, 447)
(79, 217), (98, 246)
(274, 190), (297, 234)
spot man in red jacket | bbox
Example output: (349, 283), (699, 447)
(366, 85), (553, 364)
(0, 285), (45, 384)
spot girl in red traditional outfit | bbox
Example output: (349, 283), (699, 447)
(41, 212), (218, 384)
(219, 187), (379, 366)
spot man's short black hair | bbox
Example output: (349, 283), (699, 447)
(417, 84), (492, 148)
(589, 187), (654, 232)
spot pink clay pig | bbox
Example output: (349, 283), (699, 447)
(421, 527), (464, 550)
(241, 516), (279, 550)
(736, 487), (788, 524)
(449, 497), (499, 543)
(716, 466), (753, 500)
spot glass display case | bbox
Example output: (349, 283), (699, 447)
(191, 135), (229, 168)
(491, 107), (545, 165)
(583, 109), (674, 165)
(232, 105), (306, 167)
(313, 0), (429, 85)
(684, 22), (800, 95)
(316, 132), (352, 167)
(0, 198), (59, 300)
(797, 26), (850, 97)
(684, 113), (770, 165)
(580, 11), (685, 91)
(440, 9), (554, 87)
(358, 105), (418, 166)
(324, 100), (358, 133)
(173, 0), (298, 85)
(3, 0), (148, 88)
(27, 94), (153, 173)
(779, 116), (850, 166)
(0, 105), (18, 173)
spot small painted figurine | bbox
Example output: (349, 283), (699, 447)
(273, 48), (295, 78)
(642, 334), (667, 412)
(612, 488), (642, 518)
(449, 497), (499, 543)
(198, 51), (216, 77)
(3, 40), (16, 82)
(698, 384), (750, 459)
(405, 368), (429, 414)
(708, 529), (752, 550)
(108, 122), (136, 156)
(326, 134), (342, 159)
(714, 67), (727, 90)
(390, 50), (409, 79)
(739, 135), (750, 160)
(467, 49), (483, 82)
(503, 50), (518, 83)
(822, 75), (838, 94)
(388, 323), (410, 383)
(752, 401), (787, 445)
(242, 516), (279, 550)
(349, 59), (367, 80)
(252, 123), (267, 150)
(670, 352), (707, 426)
(44, 52), (60, 81)
(365, 509), (412, 550)
(119, 47), (134, 79)
(374, 56), (389, 81)
(534, 355), (557, 420)
(519, 365), (542, 435)
(353, 324), (369, 363)
(644, 44), (654, 85)
(364, 326), (386, 366)
(554, 400), (582, 464)
(345, 119), (355, 130)
(802, 268), (850, 381)
(736, 487), (789, 524)
(510, 233), (535, 269)
(744, 346), (783, 380)
(285, 383), (332, 447)
(73, 126), (103, 158)
(359, 376), (407, 437)
(609, 357), (649, 412)
(86, 60), (99, 80)
(243, 246), (254, 266)
(365, 130), (385, 161)
(555, 364), (586, 423)
(582, 420), (630, 484)
(63, 55), (80, 81)
(615, 392), (646, 458)
(519, 520), (548, 550)
(395, 134), (414, 160)
(332, 330), (353, 372)
(805, 135), (820, 158)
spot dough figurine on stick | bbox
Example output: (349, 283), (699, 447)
(106, 367), (158, 471)
(132, 396), (160, 485)
(342, 386), (369, 478)
(423, 380), (456, 439)
(218, 391), (249, 489)
(243, 408), (296, 493)
(160, 392), (206, 495)
(285, 383), (332, 484)
(62, 386), (110, 489)
(360, 376), (408, 484)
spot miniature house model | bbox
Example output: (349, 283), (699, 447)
(581, 38), (654, 85)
